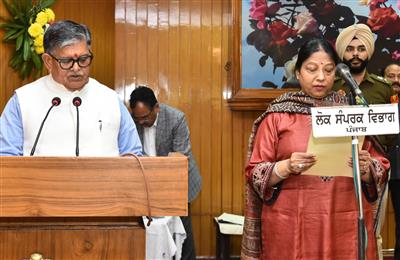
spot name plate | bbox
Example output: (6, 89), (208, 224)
(311, 104), (399, 137)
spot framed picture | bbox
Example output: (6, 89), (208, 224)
(228, 0), (400, 110)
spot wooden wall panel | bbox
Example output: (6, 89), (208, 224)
(116, 1), (249, 256)
(383, 192), (396, 250)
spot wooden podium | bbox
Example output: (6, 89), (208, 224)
(0, 155), (188, 260)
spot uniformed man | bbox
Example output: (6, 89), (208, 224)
(384, 62), (400, 102)
(333, 23), (392, 105)
(333, 24), (394, 260)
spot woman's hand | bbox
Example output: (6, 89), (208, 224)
(358, 150), (372, 175)
(267, 152), (317, 187)
(347, 150), (373, 182)
(286, 152), (317, 175)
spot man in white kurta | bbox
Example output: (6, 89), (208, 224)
(0, 20), (142, 156)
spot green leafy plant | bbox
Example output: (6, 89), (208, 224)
(0, 0), (56, 79)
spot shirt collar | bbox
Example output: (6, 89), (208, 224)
(363, 71), (375, 84)
(153, 112), (159, 127)
(144, 112), (158, 129)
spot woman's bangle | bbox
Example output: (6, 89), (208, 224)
(274, 161), (288, 180)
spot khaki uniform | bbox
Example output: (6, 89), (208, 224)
(333, 72), (394, 151)
(333, 72), (393, 104)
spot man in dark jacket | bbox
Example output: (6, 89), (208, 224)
(129, 86), (202, 260)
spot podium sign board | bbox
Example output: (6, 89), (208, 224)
(311, 104), (399, 138)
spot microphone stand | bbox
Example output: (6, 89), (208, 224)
(30, 97), (61, 156)
(72, 97), (82, 157)
(75, 105), (80, 157)
(349, 92), (368, 260)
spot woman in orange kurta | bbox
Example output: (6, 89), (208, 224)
(241, 39), (389, 260)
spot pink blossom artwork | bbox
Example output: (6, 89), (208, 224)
(242, 0), (400, 89)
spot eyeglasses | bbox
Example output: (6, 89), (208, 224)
(132, 109), (153, 123)
(48, 52), (94, 70)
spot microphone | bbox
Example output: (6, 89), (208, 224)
(335, 63), (369, 106)
(72, 97), (82, 157)
(30, 97), (61, 156)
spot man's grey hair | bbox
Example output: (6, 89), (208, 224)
(44, 20), (91, 54)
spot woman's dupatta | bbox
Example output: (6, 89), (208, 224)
(240, 91), (350, 259)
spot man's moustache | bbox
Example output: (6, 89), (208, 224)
(350, 58), (363, 62)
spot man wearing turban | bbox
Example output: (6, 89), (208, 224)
(333, 24), (394, 260)
(333, 23), (392, 105)
(333, 23), (393, 148)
